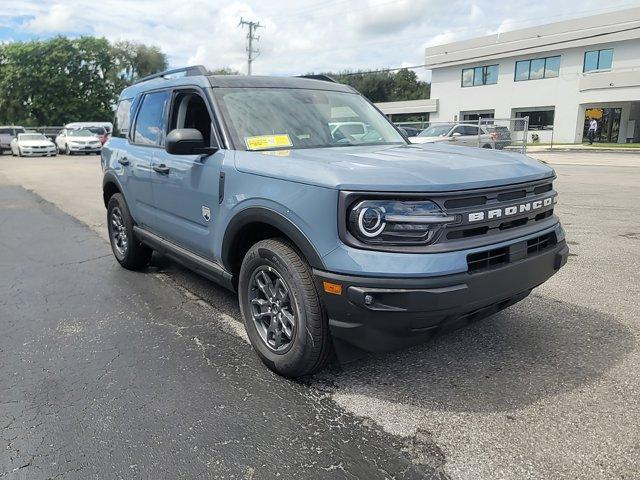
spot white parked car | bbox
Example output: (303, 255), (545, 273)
(55, 128), (102, 155)
(409, 123), (496, 148)
(10, 133), (57, 157)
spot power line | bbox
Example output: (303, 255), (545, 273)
(238, 18), (263, 75)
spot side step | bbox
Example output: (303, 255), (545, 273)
(133, 226), (235, 291)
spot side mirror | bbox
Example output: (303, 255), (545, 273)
(451, 132), (462, 138)
(165, 128), (217, 155)
(398, 127), (409, 136)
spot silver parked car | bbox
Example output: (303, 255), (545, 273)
(409, 123), (496, 148)
(0, 126), (26, 154)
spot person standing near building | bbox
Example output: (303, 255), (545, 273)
(587, 117), (598, 144)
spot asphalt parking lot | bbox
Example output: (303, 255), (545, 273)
(1, 151), (639, 479)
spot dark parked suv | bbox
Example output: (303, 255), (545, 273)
(102, 66), (568, 377)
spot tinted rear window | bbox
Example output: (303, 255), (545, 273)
(113, 99), (133, 138)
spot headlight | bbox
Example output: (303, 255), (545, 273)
(347, 199), (458, 245)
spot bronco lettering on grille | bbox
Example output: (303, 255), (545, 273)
(468, 196), (556, 222)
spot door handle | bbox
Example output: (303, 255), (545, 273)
(153, 164), (170, 175)
(118, 157), (130, 166)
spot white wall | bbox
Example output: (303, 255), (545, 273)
(430, 39), (640, 143)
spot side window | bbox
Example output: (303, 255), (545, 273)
(133, 91), (171, 146)
(0, 128), (11, 135)
(463, 126), (479, 136)
(168, 91), (214, 146)
(113, 99), (133, 138)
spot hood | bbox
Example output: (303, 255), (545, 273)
(234, 143), (554, 192)
(18, 140), (54, 147)
(67, 136), (100, 142)
(409, 136), (447, 144)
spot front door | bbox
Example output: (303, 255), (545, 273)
(150, 89), (223, 259)
(126, 90), (172, 228)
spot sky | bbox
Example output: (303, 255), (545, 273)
(1, 0), (639, 79)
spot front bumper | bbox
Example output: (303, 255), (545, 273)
(68, 145), (101, 153)
(314, 239), (568, 352)
(20, 148), (57, 156)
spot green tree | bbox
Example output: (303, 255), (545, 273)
(323, 68), (430, 102)
(207, 67), (240, 75)
(0, 36), (169, 126)
(0, 36), (121, 125)
(113, 41), (168, 82)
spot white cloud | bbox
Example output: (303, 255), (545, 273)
(23, 4), (76, 33)
(5, 0), (635, 77)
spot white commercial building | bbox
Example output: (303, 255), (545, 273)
(425, 7), (640, 144)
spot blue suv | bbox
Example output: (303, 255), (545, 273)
(102, 66), (568, 377)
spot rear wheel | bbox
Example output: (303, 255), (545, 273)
(107, 193), (152, 270)
(238, 239), (332, 378)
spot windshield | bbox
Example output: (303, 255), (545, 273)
(68, 129), (94, 137)
(19, 134), (47, 141)
(86, 126), (106, 135)
(214, 88), (406, 150)
(418, 125), (454, 137)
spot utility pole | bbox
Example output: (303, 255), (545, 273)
(238, 17), (263, 75)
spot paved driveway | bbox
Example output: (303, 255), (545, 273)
(1, 151), (638, 479)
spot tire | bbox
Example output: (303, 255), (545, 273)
(238, 238), (332, 378)
(482, 144), (492, 149)
(107, 193), (152, 270)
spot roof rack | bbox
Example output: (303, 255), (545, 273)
(134, 65), (208, 85)
(295, 74), (337, 83)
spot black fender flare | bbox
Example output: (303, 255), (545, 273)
(221, 207), (325, 271)
(102, 172), (124, 207)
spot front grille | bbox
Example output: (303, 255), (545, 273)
(439, 180), (557, 244)
(467, 232), (557, 273)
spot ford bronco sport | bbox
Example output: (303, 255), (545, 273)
(102, 66), (568, 377)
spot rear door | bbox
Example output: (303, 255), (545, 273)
(149, 88), (224, 259)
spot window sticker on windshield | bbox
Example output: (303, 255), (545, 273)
(245, 134), (292, 150)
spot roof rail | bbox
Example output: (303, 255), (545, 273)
(295, 74), (338, 83)
(134, 65), (208, 85)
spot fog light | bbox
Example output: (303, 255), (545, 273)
(364, 294), (374, 305)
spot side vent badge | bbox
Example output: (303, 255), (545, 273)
(202, 206), (211, 222)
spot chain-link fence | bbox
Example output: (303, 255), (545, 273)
(478, 117), (529, 154)
(402, 118), (529, 154)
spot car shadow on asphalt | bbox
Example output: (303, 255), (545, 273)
(316, 293), (636, 413)
(149, 253), (635, 414)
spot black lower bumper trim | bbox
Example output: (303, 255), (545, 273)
(314, 240), (568, 352)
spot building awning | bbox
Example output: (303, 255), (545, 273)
(375, 99), (438, 115)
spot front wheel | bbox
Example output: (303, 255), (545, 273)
(238, 239), (332, 377)
(107, 193), (152, 270)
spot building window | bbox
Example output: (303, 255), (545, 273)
(461, 110), (495, 122)
(514, 108), (555, 130)
(514, 56), (560, 81)
(583, 49), (613, 72)
(461, 65), (498, 87)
